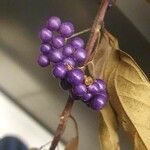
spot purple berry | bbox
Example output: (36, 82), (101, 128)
(37, 55), (50, 67)
(96, 79), (106, 91)
(52, 63), (67, 79)
(99, 91), (108, 100)
(71, 37), (85, 48)
(59, 22), (74, 37)
(39, 28), (52, 42)
(47, 16), (61, 31)
(63, 57), (76, 67)
(63, 44), (74, 56)
(87, 82), (100, 95)
(67, 69), (84, 86)
(52, 36), (65, 49)
(40, 43), (51, 54)
(48, 49), (64, 63)
(73, 48), (87, 64)
(82, 92), (92, 102)
(91, 94), (107, 110)
(60, 79), (72, 90)
(72, 84), (87, 97)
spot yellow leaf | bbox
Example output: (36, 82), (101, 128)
(65, 136), (78, 150)
(114, 50), (150, 149)
(99, 104), (120, 150)
(88, 30), (150, 150)
(88, 30), (121, 150)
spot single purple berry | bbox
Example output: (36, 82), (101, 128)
(52, 36), (65, 49)
(71, 37), (85, 49)
(63, 57), (76, 67)
(99, 91), (108, 100)
(47, 16), (61, 31)
(73, 48), (87, 65)
(48, 49), (64, 63)
(82, 92), (93, 102)
(67, 69), (84, 86)
(91, 94), (107, 110)
(40, 43), (51, 55)
(39, 28), (52, 42)
(96, 79), (106, 91)
(59, 22), (74, 37)
(62, 44), (74, 56)
(87, 82), (100, 95)
(37, 55), (50, 67)
(60, 79), (72, 90)
(72, 84), (87, 97)
(52, 63), (67, 79)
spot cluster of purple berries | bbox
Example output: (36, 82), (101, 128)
(37, 16), (108, 110)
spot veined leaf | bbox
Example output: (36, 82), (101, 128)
(88, 30), (150, 150)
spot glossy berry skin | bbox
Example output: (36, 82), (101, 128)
(96, 79), (106, 91)
(72, 84), (87, 97)
(59, 22), (74, 37)
(91, 94), (107, 110)
(60, 79), (72, 90)
(99, 91), (108, 100)
(71, 37), (85, 49)
(48, 49), (64, 63)
(52, 36), (65, 49)
(62, 44), (74, 56)
(82, 92), (92, 102)
(38, 16), (109, 111)
(47, 16), (61, 31)
(63, 57), (76, 67)
(66, 69), (84, 86)
(37, 55), (50, 67)
(87, 82), (100, 95)
(52, 63), (67, 79)
(39, 28), (52, 42)
(73, 48), (86, 64)
(40, 43), (51, 54)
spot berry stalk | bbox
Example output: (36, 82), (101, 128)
(49, 0), (110, 149)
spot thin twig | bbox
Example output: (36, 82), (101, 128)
(67, 28), (91, 40)
(85, 0), (110, 64)
(40, 140), (51, 149)
(50, 96), (74, 150)
(49, 1), (110, 149)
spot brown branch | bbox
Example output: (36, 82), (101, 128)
(49, 0), (110, 149)
(85, 0), (110, 63)
(50, 96), (74, 150)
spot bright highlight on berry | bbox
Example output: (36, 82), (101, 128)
(37, 16), (108, 110)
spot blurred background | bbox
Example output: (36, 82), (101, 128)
(0, 0), (149, 149)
